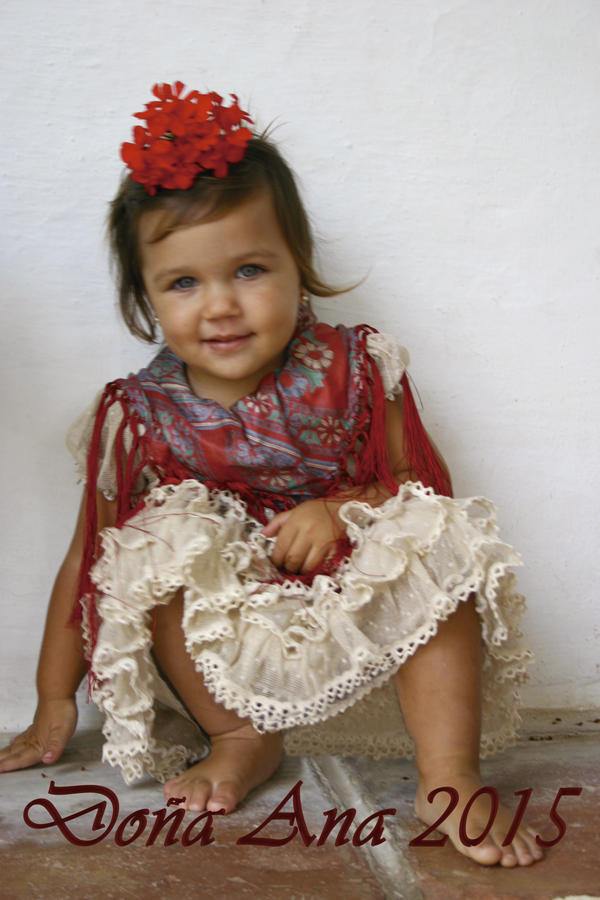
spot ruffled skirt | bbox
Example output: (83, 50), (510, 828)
(85, 480), (533, 784)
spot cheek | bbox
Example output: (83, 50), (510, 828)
(159, 306), (194, 337)
(276, 309), (299, 350)
(268, 297), (297, 332)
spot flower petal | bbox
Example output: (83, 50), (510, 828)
(122, 83), (254, 192)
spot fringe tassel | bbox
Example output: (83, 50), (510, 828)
(67, 384), (116, 694)
(353, 349), (400, 495)
(401, 372), (453, 497)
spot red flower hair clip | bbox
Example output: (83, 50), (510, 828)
(121, 82), (254, 195)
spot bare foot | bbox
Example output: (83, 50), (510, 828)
(414, 772), (544, 867)
(163, 723), (283, 814)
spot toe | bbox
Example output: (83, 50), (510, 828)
(500, 836), (531, 867)
(163, 776), (211, 812)
(186, 780), (214, 812)
(206, 797), (229, 813)
(514, 842), (533, 866)
(468, 838), (503, 866)
(499, 851), (518, 867)
(163, 777), (183, 803)
(507, 831), (542, 866)
(206, 779), (242, 814)
(525, 827), (544, 860)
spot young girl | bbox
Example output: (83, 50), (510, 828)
(0, 83), (541, 868)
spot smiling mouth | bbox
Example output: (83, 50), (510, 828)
(206, 334), (251, 341)
(204, 334), (253, 350)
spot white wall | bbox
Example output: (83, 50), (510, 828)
(1, 0), (599, 729)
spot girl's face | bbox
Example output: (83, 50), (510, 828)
(139, 190), (302, 409)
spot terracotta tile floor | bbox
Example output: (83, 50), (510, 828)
(0, 711), (598, 900)
(346, 732), (600, 899)
(0, 743), (386, 900)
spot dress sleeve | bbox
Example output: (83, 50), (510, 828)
(365, 332), (410, 400)
(66, 391), (133, 501)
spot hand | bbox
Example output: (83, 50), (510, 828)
(261, 499), (345, 574)
(0, 697), (78, 773)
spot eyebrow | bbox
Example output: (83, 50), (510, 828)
(150, 250), (281, 286)
(151, 268), (189, 286)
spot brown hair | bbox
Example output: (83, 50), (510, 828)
(108, 133), (346, 343)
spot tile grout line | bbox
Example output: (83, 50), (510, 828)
(309, 756), (423, 900)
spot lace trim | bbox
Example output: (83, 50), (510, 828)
(365, 333), (410, 400)
(81, 598), (207, 785)
(84, 480), (532, 781)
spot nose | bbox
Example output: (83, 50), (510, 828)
(202, 280), (240, 319)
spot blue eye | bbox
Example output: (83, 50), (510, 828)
(238, 264), (264, 279)
(172, 276), (196, 290)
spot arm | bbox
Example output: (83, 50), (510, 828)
(346, 393), (451, 504)
(0, 489), (116, 772)
(262, 397), (450, 574)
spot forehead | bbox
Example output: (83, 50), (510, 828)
(138, 190), (285, 259)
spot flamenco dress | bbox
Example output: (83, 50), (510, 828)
(67, 309), (533, 784)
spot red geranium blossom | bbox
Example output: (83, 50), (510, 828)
(121, 82), (254, 195)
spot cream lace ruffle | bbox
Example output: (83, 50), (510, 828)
(365, 333), (409, 400)
(84, 480), (532, 784)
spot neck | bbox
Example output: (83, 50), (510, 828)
(185, 362), (282, 410)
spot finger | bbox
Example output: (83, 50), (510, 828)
(301, 541), (332, 574)
(270, 523), (297, 569)
(41, 738), (65, 763)
(0, 743), (45, 773)
(0, 724), (69, 772)
(261, 511), (292, 537)
(0, 745), (16, 763)
(41, 720), (74, 763)
(281, 534), (312, 574)
(0, 731), (32, 760)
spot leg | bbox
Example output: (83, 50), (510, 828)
(152, 590), (282, 813)
(394, 596), (543, 867)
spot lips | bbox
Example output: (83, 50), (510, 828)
(203, 334), (253, 351)
(206, 334), (250, 342)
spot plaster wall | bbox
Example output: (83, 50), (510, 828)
(1, 0), (599, 729)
